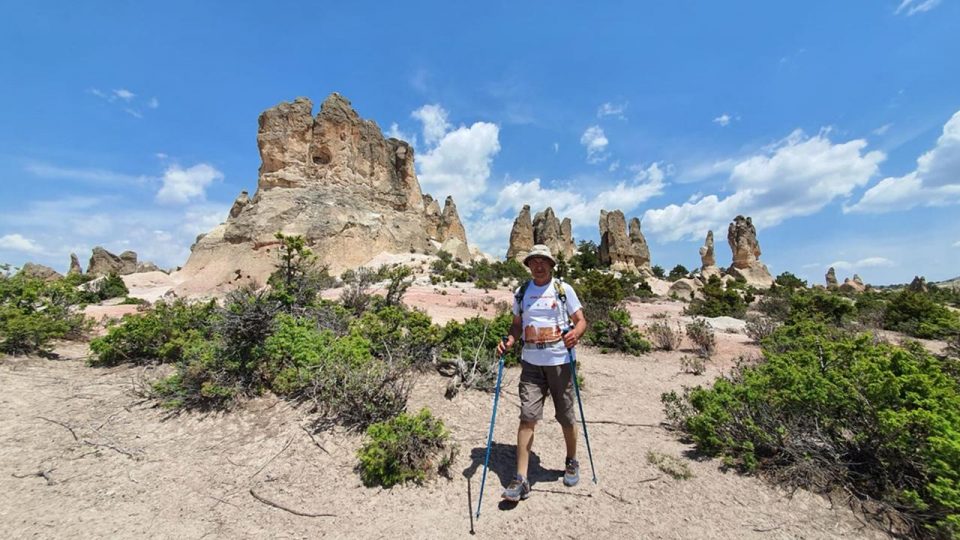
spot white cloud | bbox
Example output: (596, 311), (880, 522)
(847, 110), (960, 213)
(597, 102), (627, 120)
(147, 97), (159, 109)
(113, 88), (135, 101)
(829, 257), (895, 271)
(644, 128), (885, 241)
(580, 125), (609, 163)
(156, 163), (224, 205)
(713, 114), (732, 127)
(416, 121), (501, 214)
(124, 108), (143, 119)
(873, 123), (893, 135)
(608, 160), (620, 172)
(553, 142), (559, 154)
(412, 104), (451, 147)
(155, 153), (168, 160)
(25, 162), (150, 185)
(487, 163), (666, 226)
(954, 240), (960, 248)
(895, 0), (942, 15)
(0, 234), (44, 254)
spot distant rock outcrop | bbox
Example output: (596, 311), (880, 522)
(699, 230), (721, 280)
(726, 215), (773, 288)
(439, 196), (467, 244)
(87, 247), (124, 276)
(19, 263), (62, 282)
(628, 218), (652, 276)
(599, 210), (648, 273)
(86, 247), (157, 277)
(825, 267), (838, 288)
(175, 93), (473, 294)
(506, 206), (574, 262)
(841, 274), (866, 293)
(229, 190), (250, 218)
(68, 253), (83, 276)
(908, 276), (928, 293)
(506, 205), (534, 262)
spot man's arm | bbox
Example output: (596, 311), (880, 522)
(497, 315), (523, 355)
(562, 309), (587, 349)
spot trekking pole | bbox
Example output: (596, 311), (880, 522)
(476, 337), (508, 520)
(564, 329), (598, 484)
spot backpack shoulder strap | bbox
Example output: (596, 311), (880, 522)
(515, 279), (532, 318)
(553, 278), (571, 328)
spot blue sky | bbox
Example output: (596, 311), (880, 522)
(1, 1), (958, 285)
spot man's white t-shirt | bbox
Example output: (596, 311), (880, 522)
(512, 278), (583, 367)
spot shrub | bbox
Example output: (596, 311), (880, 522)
(350, 305), (440, 368)
(340, 267), (378, 315)
(216, 286), (282, 379)
(744, 314), (779, 344)
(574, 270), (626, 326)
(685, 318), (716, 358)
(356, 408), (454, 488)
(89, 299), (218, 366)
(667, 264), (689, 282)
(663, 319), (960, 538)
(647, 451), (693, 480)
(0, 272), (89, 355)
(96, 273), (130, 301)
(440, 312), (518, 368)
(651, 265), (665, 279)
(686, 275), (750, 318)
(883, 289), (960, 339)
(588, 308), (651, 356)
(773, 272), (806, 290)
(679, 354), (706, 375)
(381, 265), (413, 308)
(646, 320), (684, 351)
(268, 232), (335, 311)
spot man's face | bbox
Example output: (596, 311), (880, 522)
(527, 257), (553, 281)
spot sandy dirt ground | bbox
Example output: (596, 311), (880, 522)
(0, 294), (893, 539)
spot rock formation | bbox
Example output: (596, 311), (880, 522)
(907, 276), (927, 293)
(726, 215), (773, 288)
(68, 253), (82, 276)
(439, 196), (467, 244)
(628, 218), (653, 275)
(506, 206), (574, 262)
(841, 274), (866, 293)
(599, 210), (646, 272)
(175, 94), (472, 294)
(19, 262), (62, 281)
(87, 247), (124, 276)
(506, 205), (535, 261)
(86, 247), (158, 277)
(699, 230), (721, 281)
(229, 191), (250, 219)
(825, 267), (838, 288)
(422, 195), (442, 240)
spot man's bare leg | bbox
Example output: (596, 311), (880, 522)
(516, 421), (536, 477)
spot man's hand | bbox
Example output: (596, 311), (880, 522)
(562, 329), (580, 349)
(497, 336), (515, 356)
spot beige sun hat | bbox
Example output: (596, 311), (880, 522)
(523, 244), (556, 267)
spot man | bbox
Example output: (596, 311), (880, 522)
(497, 244), (588, 502)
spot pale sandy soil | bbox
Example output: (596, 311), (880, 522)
(0, 290), (894, 540)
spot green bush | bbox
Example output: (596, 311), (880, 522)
(90, 299), (218, 366)
(350, 304), (440, 367)
(667, 264), (689, 282)
(588, 308), (651, 355)
(440, 312), (519, 367)
(686, 275), (751, 318)
(356, 408), (453, 488)
(0, 272), (88, 355)
(663, 319), (960, 538)
(651, 265), (665, 279)
(884, 289), (960, 339)
(267, 232), (335, 311)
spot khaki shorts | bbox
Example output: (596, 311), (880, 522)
(519, 361), (576, 427)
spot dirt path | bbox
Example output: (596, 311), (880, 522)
(0, 332), (889, 539)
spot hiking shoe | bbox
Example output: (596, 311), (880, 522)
(563, 457), (580, 487)
(501, 474), (531, 501)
